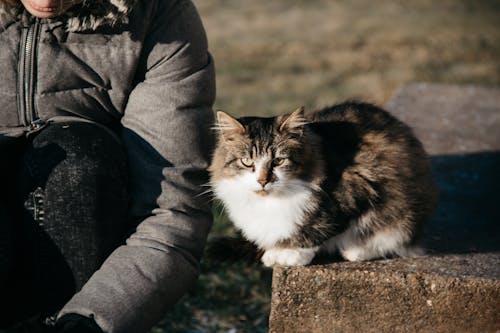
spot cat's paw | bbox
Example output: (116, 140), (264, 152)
(261, 247), (317, 267)
(341, 247), (365, 261)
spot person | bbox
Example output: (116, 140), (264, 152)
(0, 0), (215, 332)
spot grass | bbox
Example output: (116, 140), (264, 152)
(151, 1), (500, 332)
(202, 0), (500, 117)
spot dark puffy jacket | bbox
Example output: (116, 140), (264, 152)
(0, 1), (215, 332)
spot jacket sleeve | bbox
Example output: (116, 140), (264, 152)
(57, 1), (216, 332)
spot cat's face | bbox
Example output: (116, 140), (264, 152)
(210, 108), (323, 198)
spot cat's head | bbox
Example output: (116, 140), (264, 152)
(209, 107), (324, 198)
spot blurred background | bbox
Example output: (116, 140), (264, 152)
(151, 1), (500, 332)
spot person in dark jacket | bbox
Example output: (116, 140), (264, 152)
(0, 0), (216, 332)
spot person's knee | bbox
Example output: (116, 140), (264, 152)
(22, 122), (126, 192)
(21, 121), (129, 231)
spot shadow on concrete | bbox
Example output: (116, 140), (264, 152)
(423, 151), (500, 254)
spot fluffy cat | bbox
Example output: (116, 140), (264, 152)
(209, 102), (437, 267)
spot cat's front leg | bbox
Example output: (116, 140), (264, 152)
(261, 246), (319, 267)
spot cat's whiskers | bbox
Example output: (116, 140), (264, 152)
(195, 182), (216, 201)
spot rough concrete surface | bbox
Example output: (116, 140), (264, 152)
(270, 254), (500, 333)
(269, 83), (500, 333)
(387, 83), (500, 155)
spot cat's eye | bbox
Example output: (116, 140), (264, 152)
(273, 158), (286, 166)
(240, 157), (254, 167)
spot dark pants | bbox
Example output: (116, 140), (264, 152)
(0, 122), (128, 327)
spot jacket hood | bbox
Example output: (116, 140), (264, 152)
(0, 0), (137, 31)
(66, 0), (137, 31)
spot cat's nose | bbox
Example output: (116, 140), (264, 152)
(257, 178), (268, 188)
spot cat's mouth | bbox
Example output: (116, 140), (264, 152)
(255, 189), (270, 196)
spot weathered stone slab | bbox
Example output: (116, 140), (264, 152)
(270, 254), (500, 333)
(387, 82), (500, 155)
(269, 83), (500, 333)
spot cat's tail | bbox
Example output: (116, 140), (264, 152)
(205, 236), (263, 264)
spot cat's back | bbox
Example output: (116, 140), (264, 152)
(305, 101), (426, 155)
(308, 102), (406, 134)
(305, 101), (436, 212)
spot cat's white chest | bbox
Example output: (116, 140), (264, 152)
(214, 177), (314, 249)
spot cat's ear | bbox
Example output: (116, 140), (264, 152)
(216, 111), (245, 141)
(278, 106), (307, 134)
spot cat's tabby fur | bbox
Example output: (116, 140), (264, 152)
(209, 102), (437, 266)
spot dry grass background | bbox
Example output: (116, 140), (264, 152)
(151, 1), (500, 332)
(201, 0), (500, 117)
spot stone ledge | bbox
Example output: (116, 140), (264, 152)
(386, 82), (500, 155)
(270, 253), (500, 333)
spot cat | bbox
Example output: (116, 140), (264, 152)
(208, 102), (437, 267)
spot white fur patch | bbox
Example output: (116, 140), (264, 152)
(261, 247), (319, 267)
(323, 213), (423, 261)
(213, 164), (315, 249)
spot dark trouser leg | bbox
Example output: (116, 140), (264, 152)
(0, 137), (26, 296)
(1, 122), (128, 326)
(0, 204), (12, 286)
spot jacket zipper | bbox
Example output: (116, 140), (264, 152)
(18, 18), (44, 132)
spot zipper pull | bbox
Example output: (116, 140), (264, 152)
(26, 118), (47, 137)
(29, 118), (46, 130)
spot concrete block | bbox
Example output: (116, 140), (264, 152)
(270, 254), (500, 333)
(387, 82), (500, 155)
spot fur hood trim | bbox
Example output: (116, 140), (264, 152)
(0, 0), (137, 32)
(66, 0), (137, 32)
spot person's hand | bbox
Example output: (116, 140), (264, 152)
(0, 314), (102, 333)
(0, 315), (50, 333)
(54, 314), (103, 333)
